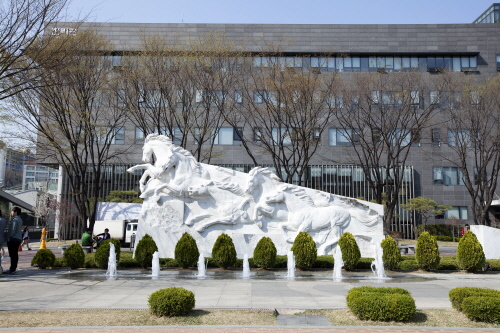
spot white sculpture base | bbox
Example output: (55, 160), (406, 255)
(130, 134), (384, 259)
(470, 225), (500, 259)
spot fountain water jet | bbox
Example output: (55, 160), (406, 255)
(197, 253), (206, 278)
(333, 244), (344, 280)
(151, 251), (160, 278)
(286, 251), (295, 278)
(371, 241), (387, 279)
(242, 253), (250, 278)
(105, 243), (117, 279)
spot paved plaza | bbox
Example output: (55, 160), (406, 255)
(1, 245), (499, 332)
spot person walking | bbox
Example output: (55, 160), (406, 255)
(20, 225), (32, 250)
(4, 207), (23, 274)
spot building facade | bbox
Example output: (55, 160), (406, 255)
(47, 4), (500, 238)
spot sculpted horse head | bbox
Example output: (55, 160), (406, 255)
(142, 133), (177, 169)
(245, 167), (280, 194)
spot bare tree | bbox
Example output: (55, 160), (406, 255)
(120, 33), (228, 163)
(10, 30), (130, 235)
(334, 71), (438, 233)
(225, 54), (338, 184)
(0, 0), (71, 100)
(443, 75), (500, 225)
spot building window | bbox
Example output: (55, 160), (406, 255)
(448, 129), (476, 147)
(253, 127), (262, 143)
(329, 128), (358, 146)
(433, 167), (464, 185)
(389, 129), (411, 146)
(135, 127), (146, 145)
(213, 127), (242, 145)
(432, 128), (441, 146)
(271, 127), (292, 145)
(436, 206), (468, 220)
(96, 127), (124, 145)
(253, 91), (265, 104)
(234, 91), (243, 104)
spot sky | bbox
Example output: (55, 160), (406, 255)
(64, 0), (495, 25)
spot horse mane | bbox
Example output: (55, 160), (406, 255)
(172, 146), (202, 176)
(277, 183), (316, 207)
(145, 133), (173, 144)
(212, 181), (245, 196)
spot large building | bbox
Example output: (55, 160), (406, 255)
(48, 4), (500, 238)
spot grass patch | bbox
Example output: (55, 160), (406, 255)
(305, 309), (500, 328)
(0, 309), (276, 327)
(1, 308), (500, 328)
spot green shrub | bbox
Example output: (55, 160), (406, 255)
(274, 255), (288, 268)
(234, 257), (256, 268)
(381, 235), (401, 270)
(437, 257), (459, 270)
(253, 237), (277, 269)
(315, 255), (334, 268)
(398, 259), (418, 270)
(211, 233), (237, 269)
(449, 287), (500, 311)
(160, 258), (179, 268)
(346, 286), (415, 322)
(63, 244), (85, 269)
(357, 257), (374, 269)
(434, 235), (455, 242)
(462, 296), (500, 323)
(53, 257), (67, 267)
(415, 232), (440, 271)
(118, 252), (140, 268)
(31, 249), (55, 269)
(135, 234), (158, 269)
(338, 232), (360, 271)
(417, 224), (455, 237)
(148, 287), (195, 317)
(84, 253), (97, 268)
(291, 231), (317, 270)
(174, 233), (200, 269)
(487, 259), (500, 271)
(95, 238), (121, 269)
(456, 230), (486, 272)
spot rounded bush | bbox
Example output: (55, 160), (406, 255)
(338, 232), (360, 271)
(462, 296), (500, 323)
(135, 234), (159, 269)
(175, 233), (200, 269)
(398, 259), (418, 270)
(95, 238), (121, 269)
(381, 235), (401, 270)
(449, 287), (500, 311)
(291, 231), (317, 269)
(456, 230), (485, 272)
(31, 249), (55, 269)
(346, 286), (415, 322)
(148, 287), (195, 317)
(63, 244), (85, 269)
(211, 233), (237, 269)
(415, 232), (440, 271)
(253, 237), (277, 269)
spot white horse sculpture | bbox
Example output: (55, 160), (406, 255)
(127, 134), (208, 198)
(186, 180), (254, 232)
(265, 183), (379, 254)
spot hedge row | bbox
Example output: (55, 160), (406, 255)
(346, 286), (416, 322)
(449, 287), (500, 323)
